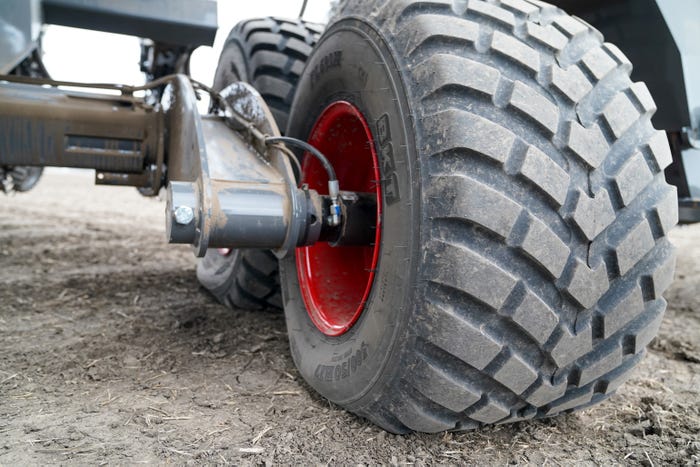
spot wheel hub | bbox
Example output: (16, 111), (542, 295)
(296, 101), (382, 336)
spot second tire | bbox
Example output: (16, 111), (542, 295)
(197, 17), (322, 310)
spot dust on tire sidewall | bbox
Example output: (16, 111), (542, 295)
(282, 20), (420, 405)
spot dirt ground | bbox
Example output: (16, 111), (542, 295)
(0, 169), (698, 465)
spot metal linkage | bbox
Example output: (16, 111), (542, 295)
(0, 75), (164, 194)
(265, 136), (342, 227)
(0, 71), (374, 256)
(209, 79), (343, 224)
(162, 76), (370, 258)
(163, 77), (327, 258)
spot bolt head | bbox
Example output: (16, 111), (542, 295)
(174, 206), (194, 225)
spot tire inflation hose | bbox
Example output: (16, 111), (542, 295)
(264, 136), (341, 226)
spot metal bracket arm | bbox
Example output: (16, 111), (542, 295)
(0, 79), (164, 193)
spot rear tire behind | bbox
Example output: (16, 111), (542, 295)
(197, 17), (322, 310)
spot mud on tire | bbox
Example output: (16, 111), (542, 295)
(197, 17), (322, 310)
(280, 0), (678, 433)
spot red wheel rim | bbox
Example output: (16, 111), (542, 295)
(296, 101), (382, 336)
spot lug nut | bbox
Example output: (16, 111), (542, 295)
(174, 205), (194, 225)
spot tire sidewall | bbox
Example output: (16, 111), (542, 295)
(281, 18), (420, 405)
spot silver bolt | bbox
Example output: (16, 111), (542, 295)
(174, 205), (195, 225)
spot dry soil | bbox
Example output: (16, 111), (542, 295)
(1, 169), (698, 464)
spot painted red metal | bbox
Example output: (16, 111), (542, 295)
(296, 101), (382, 336)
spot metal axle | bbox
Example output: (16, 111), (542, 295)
(0, 74), (375, 258)
(0, 79), (163, 194)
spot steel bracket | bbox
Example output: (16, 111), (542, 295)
(163, 77), (320, 258)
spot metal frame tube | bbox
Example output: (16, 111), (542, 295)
(0, 80), (163, 189)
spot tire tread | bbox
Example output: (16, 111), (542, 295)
(347, 0), (676, 432)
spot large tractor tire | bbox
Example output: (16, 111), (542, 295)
(280, 0), (678, 433)
(197, 17), (322, 310)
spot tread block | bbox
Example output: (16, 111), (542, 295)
(647, 130), (673, 171)
(253, 75), (294, 100)
(629, 82), (656, 114)
(615, 219), (655, 276)
(604, 362), (638, 394)
(500, 0), (540, 16)
(511, 288), (559, 344)
(401, 15), (479, 56)
(285, 60), (306, 79)
(279, 23), (317, 43)
(496, 409), (537, 424)
(423, 301), (503, 370)
(524, 0), (554, 7)
(602, 93), (640, 138)
(469, 398), (511, 424)
(600, 286), (644, 339)
(613, 152), (654, 206)
(518, 145), (570, 206)
(238, 273), (274, 296)
(654, 186), (679, 236)
(491, 31), (540, 76)
(545, 388), (593, 414)
(250, 50), (304, 77)
(551, 64), (593, 103)
(571, 189), (615, 240)
(395, 399), (455, 433)
(428, 241), (519, 310)
(306, 23), (325, 34)
(240, 18), (278, 36)
(566, 122), (609, 169)
(526, 22), (567, 52)
(413, 359), (481, 412)
(521, 216), (570, 278)
(526, 380), (567, 406)
(563, 259), (609, 309)
(430, 175), (522, 239)
(424, 109), (516, 164)
(551, 326), (593, 367)
(241, 253), (278, 280)
(282, 36), (315, 56)
(603, 43), (632, 69)
(364, 407), (411, 435)
(577, 346), (623, 386)
(651, 252), (676, 299)
(467, 1), (517, 28)
(493, 353), (539, 394)
(415, 54), (500, 98)
(509, 81), (560, 135)
(630, 306), (665, 354)
(248, 31), (313, 57)
(552, 15), (588, 38)
(581, 46), (617, 80)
